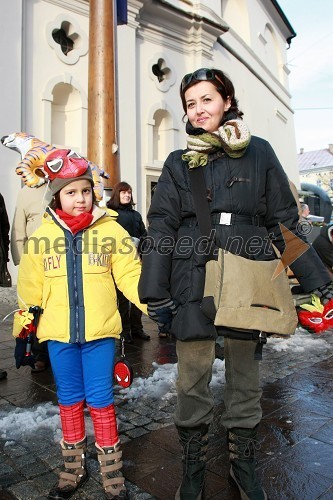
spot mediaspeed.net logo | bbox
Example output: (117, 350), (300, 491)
(272, 223), (310, 280)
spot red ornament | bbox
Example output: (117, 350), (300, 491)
(298, 298), (333, 334)
(43, 149), (88, 180)
(114, 359), (133, 388)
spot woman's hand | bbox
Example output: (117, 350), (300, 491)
(312, 282), (333, 304)
(147, 298), (178, 334)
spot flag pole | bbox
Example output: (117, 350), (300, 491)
(87, 0), (120, 189)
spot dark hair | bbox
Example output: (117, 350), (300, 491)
(180, 68), (243, 124)
(107, 181), (135, 210)
(50, 185), (96, 210)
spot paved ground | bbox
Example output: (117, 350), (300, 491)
(0, 286), (333, 499)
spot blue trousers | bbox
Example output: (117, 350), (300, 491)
(48, 338), (116, 407)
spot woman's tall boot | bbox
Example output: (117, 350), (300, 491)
(48, 437), (88, 499)
(228, 426), (267, 500)
(175, 424), (209, 500)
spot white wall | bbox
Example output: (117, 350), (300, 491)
(23, 1), (89, 148)
(0, 0), (299, 284)
(215, 0), (298, 181)
(0, 0), (24, 281)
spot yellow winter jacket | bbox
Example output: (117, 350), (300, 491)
(13, 206), (147, 343)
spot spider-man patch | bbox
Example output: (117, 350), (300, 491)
(114, 359), (133, 388)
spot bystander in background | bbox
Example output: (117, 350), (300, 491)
(0, 192), (11, 381)
(11, 183), (51, 373)
(107, 182), (150, 344)
(301, 203), (310, 221)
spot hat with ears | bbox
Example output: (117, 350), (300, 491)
(43, 149), (94, 196)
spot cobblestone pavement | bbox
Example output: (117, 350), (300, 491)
(0, 287), (333, 499)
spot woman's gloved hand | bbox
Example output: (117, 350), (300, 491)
(312, 282), (333, 304)
(147, 298), (178, 334)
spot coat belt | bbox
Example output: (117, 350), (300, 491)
(183, 212), (265, 227)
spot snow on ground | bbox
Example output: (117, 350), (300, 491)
(269, 328), (330, 353)
(0, 286), (331, 445)
(0, 402), (62, 444)
(0, 359), (225, 443)
(118, 358), (225, 402)
(0, 402), (95, 444)
(0, 329), (331, 444)
(1, 326), (330, 445)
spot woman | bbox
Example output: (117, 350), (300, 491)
(138, 68), (332, 500)
(14, 149), (146, 499)
(107, 182), (150, 343)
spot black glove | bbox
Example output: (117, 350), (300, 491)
(14, 337), (35, 369)
(147, 298), (178, 334)
(312, 282), (333, 305)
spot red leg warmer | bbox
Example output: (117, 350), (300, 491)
(88, 403), (119, 447)
(59, 400), (85, 444)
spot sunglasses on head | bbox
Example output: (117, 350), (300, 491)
(181, 68), (224, 92)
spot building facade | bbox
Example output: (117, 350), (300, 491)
(0, 0), (297, 280)
(298, 145), (333, 201)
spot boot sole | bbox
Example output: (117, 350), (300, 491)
(48, 473), (89, 500)
(229, 466), (268, 500)
(175, 485), (202, 500)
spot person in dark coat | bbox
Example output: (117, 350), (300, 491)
(312, 224), (333, 277)
(0, 192), (11, 381)
(107, 182), (150, 343)
(0, 193), (11, 287)
(138, 68), (333, 500)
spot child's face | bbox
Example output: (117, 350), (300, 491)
(59, 179), (93, 216)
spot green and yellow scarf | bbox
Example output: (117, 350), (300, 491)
(182, 119), (251, 169)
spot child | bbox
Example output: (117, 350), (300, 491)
(13, 149), (146, 500)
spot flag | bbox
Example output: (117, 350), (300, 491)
(117, 0), (127, 25)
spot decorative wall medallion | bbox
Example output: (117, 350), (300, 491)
(47, 14), (88, 65)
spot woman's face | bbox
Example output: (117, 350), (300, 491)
(184, 81), (231, 133)
(119, 189), (132, 205)
(59, 179), (93, 216)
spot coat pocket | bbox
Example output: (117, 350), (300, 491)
(170, 246), (193, 305)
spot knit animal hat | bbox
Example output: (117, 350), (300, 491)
(43, 149), (94, 195)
